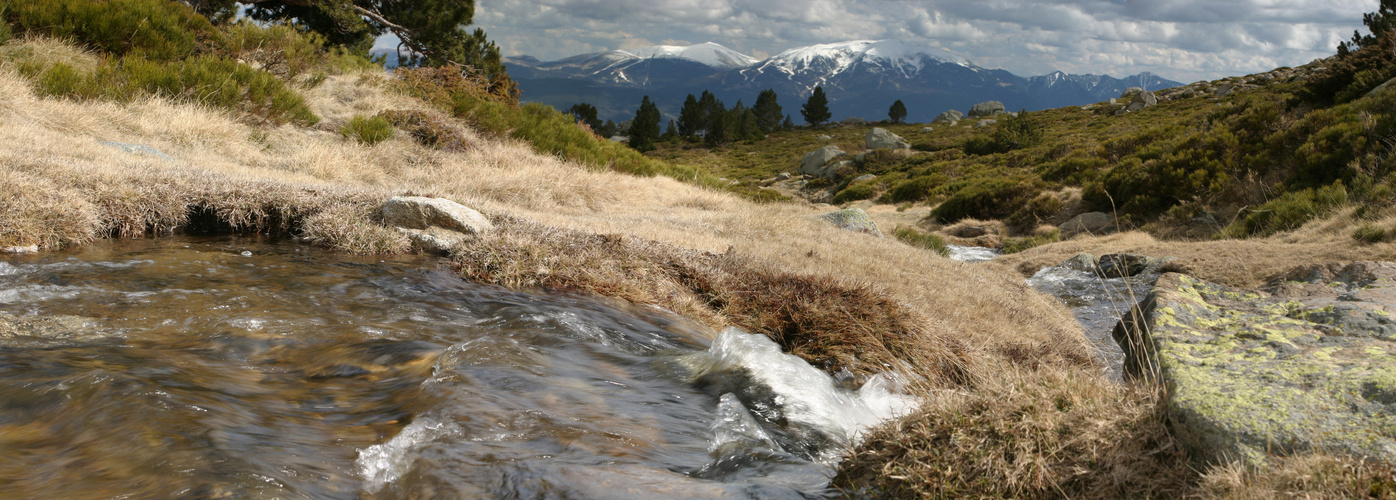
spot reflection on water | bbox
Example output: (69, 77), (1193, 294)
(0, 236), (914, 498)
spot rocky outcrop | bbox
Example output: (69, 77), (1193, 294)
(800, 145), (847, 178)
(1114, 263), (1396, 466)
(932, 110), (963, 124)
(968, 101), (1006, 118)
(974, 119), (997, 128)
(818, 208), (883, 237)
(381, 196), (492, 254)
(864, 128), (910, 150)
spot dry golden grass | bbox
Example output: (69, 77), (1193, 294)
(2, 36), (1392, 498)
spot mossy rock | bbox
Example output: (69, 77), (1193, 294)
(1114, 264), (1396, 466)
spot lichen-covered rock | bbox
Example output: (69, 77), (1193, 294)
(381, 196), (493, 235)
(818, 208), (883, 237)
(931, 110), (963, 124)
(864, 128), (910, 150)
(1114, 264), (1396, 466)
(800, 145), (846, 178)
(968, 101), (1006, 117)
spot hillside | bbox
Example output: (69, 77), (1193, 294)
(1, 1), (1395, 498)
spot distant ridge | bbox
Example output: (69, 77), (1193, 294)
(398, 39), (1182, 122)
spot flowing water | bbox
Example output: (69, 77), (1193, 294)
(945, 246), (1149, 379)
(0, 236), (916, 499)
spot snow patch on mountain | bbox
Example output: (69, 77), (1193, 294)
(620, 42), (758, 69)
(760, 40), (970, 77)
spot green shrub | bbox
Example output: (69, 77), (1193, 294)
(1008, 193), (1064, 230)
(1002, 229), (1061, 254)
(932, 176), (1042, 223)
(892, 226), (949, 257)
(28, 55), (318, 125)
(341, 114), (395, 145)
(6, 0), (217, 61)
(1226, 183), (1349, 237)
(832, 181), (877, 204)
(1353, 223), (1387, 243)
(992, 110), (1043, 150)
(880, 174), (948, 203)
(219, 22), (378, 80)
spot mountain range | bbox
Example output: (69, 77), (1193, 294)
(499, 40), (1182, 124)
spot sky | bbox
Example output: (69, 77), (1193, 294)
(435, 0), (1378, 82)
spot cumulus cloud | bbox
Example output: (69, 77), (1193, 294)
(470, 0), (1376, 81)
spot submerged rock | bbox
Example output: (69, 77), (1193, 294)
(818, 208), (882, 237)
(1114, 263), (1396, 465)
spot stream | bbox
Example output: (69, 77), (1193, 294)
(0, 236), (916, 499)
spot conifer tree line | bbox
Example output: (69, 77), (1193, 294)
(568, 85), (911, 151)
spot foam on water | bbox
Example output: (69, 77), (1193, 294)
(702, 327), (919, 451)
(356, 418), (463, 493)
(947, 245), (1001, 262)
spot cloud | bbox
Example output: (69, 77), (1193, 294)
(471, 0), (1377, 81)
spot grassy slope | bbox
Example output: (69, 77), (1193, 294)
(0, 7), (1394, 495)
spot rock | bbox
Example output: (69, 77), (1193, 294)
(851, 174), (877, 183)
(396, 226), (470, 254)
(829, 160), (856, 178)
(774, 172), (791, 181)
(799, 145), (846, 178)
(968, 101), (1006, 118)
(921, 127), (934, 133)
(1114, 265), (1396, 465)
(818, 208), (883, 237)
(932, 110), (964, 124)
(1120, 86), (1145, 99)
(1214, 83), (1233, 97)
(974, 119), (997, 128)
(1, 245), (38, 254)
(1061, 253), (1099, 274)
(1369, 77), (1396, 98)
(98, 141), (175, 162)
(1060, 211), (1114, 237)
(1097, 254), (1151, 278)
(816, 134), (833, 140)
(1123, 90), (1158, 113)
(864, 128), (910, 150)
(382, 196), (493, 235)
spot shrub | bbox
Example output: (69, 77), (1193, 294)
(1353, 223), (1388, 243)
(6, 0), (217, 61)
(1002, 229), (1061, 254)
(1008, 193), (1064, 230)
(880, 174), (948, 204)
(1226, 183), (1349, 237)
(892, 226), (949, 257)
(377, 110), (468, 150)
(26, 55), (319, 125)
(992, 110), (1044, 150)
(932, 176), (1042, 223)
(832, 182), (877, 204)
(340, 114), (395, 145)
(217, 22), (376, 81)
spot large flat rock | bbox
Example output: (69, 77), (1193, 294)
(1114, 264), (1396, 465)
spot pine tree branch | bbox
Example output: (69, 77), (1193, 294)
(350, 5), (460, 67)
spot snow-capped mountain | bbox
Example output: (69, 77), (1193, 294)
(504, 40), (1181, 122)
(629, 42), (758, 69)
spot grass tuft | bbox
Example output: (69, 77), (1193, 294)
(340, 114), (395, 145)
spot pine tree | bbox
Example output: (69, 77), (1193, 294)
(599, 120), (617, 138)
(705, 107), (732, 147)
(568, 103), (602, 132)
(697, 90), (721, 136)
(629, 96), (661, 152)
(801, 86), (831, 127)
(888, 99), (907, 124)
(662, 119), (677, 140)
(782, 115), (794, 129)
(677, 94), (702, 137)
(187, 0), (519, 101)
(752, 89), (783, 133)
(1342, 0), (1396, 53)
